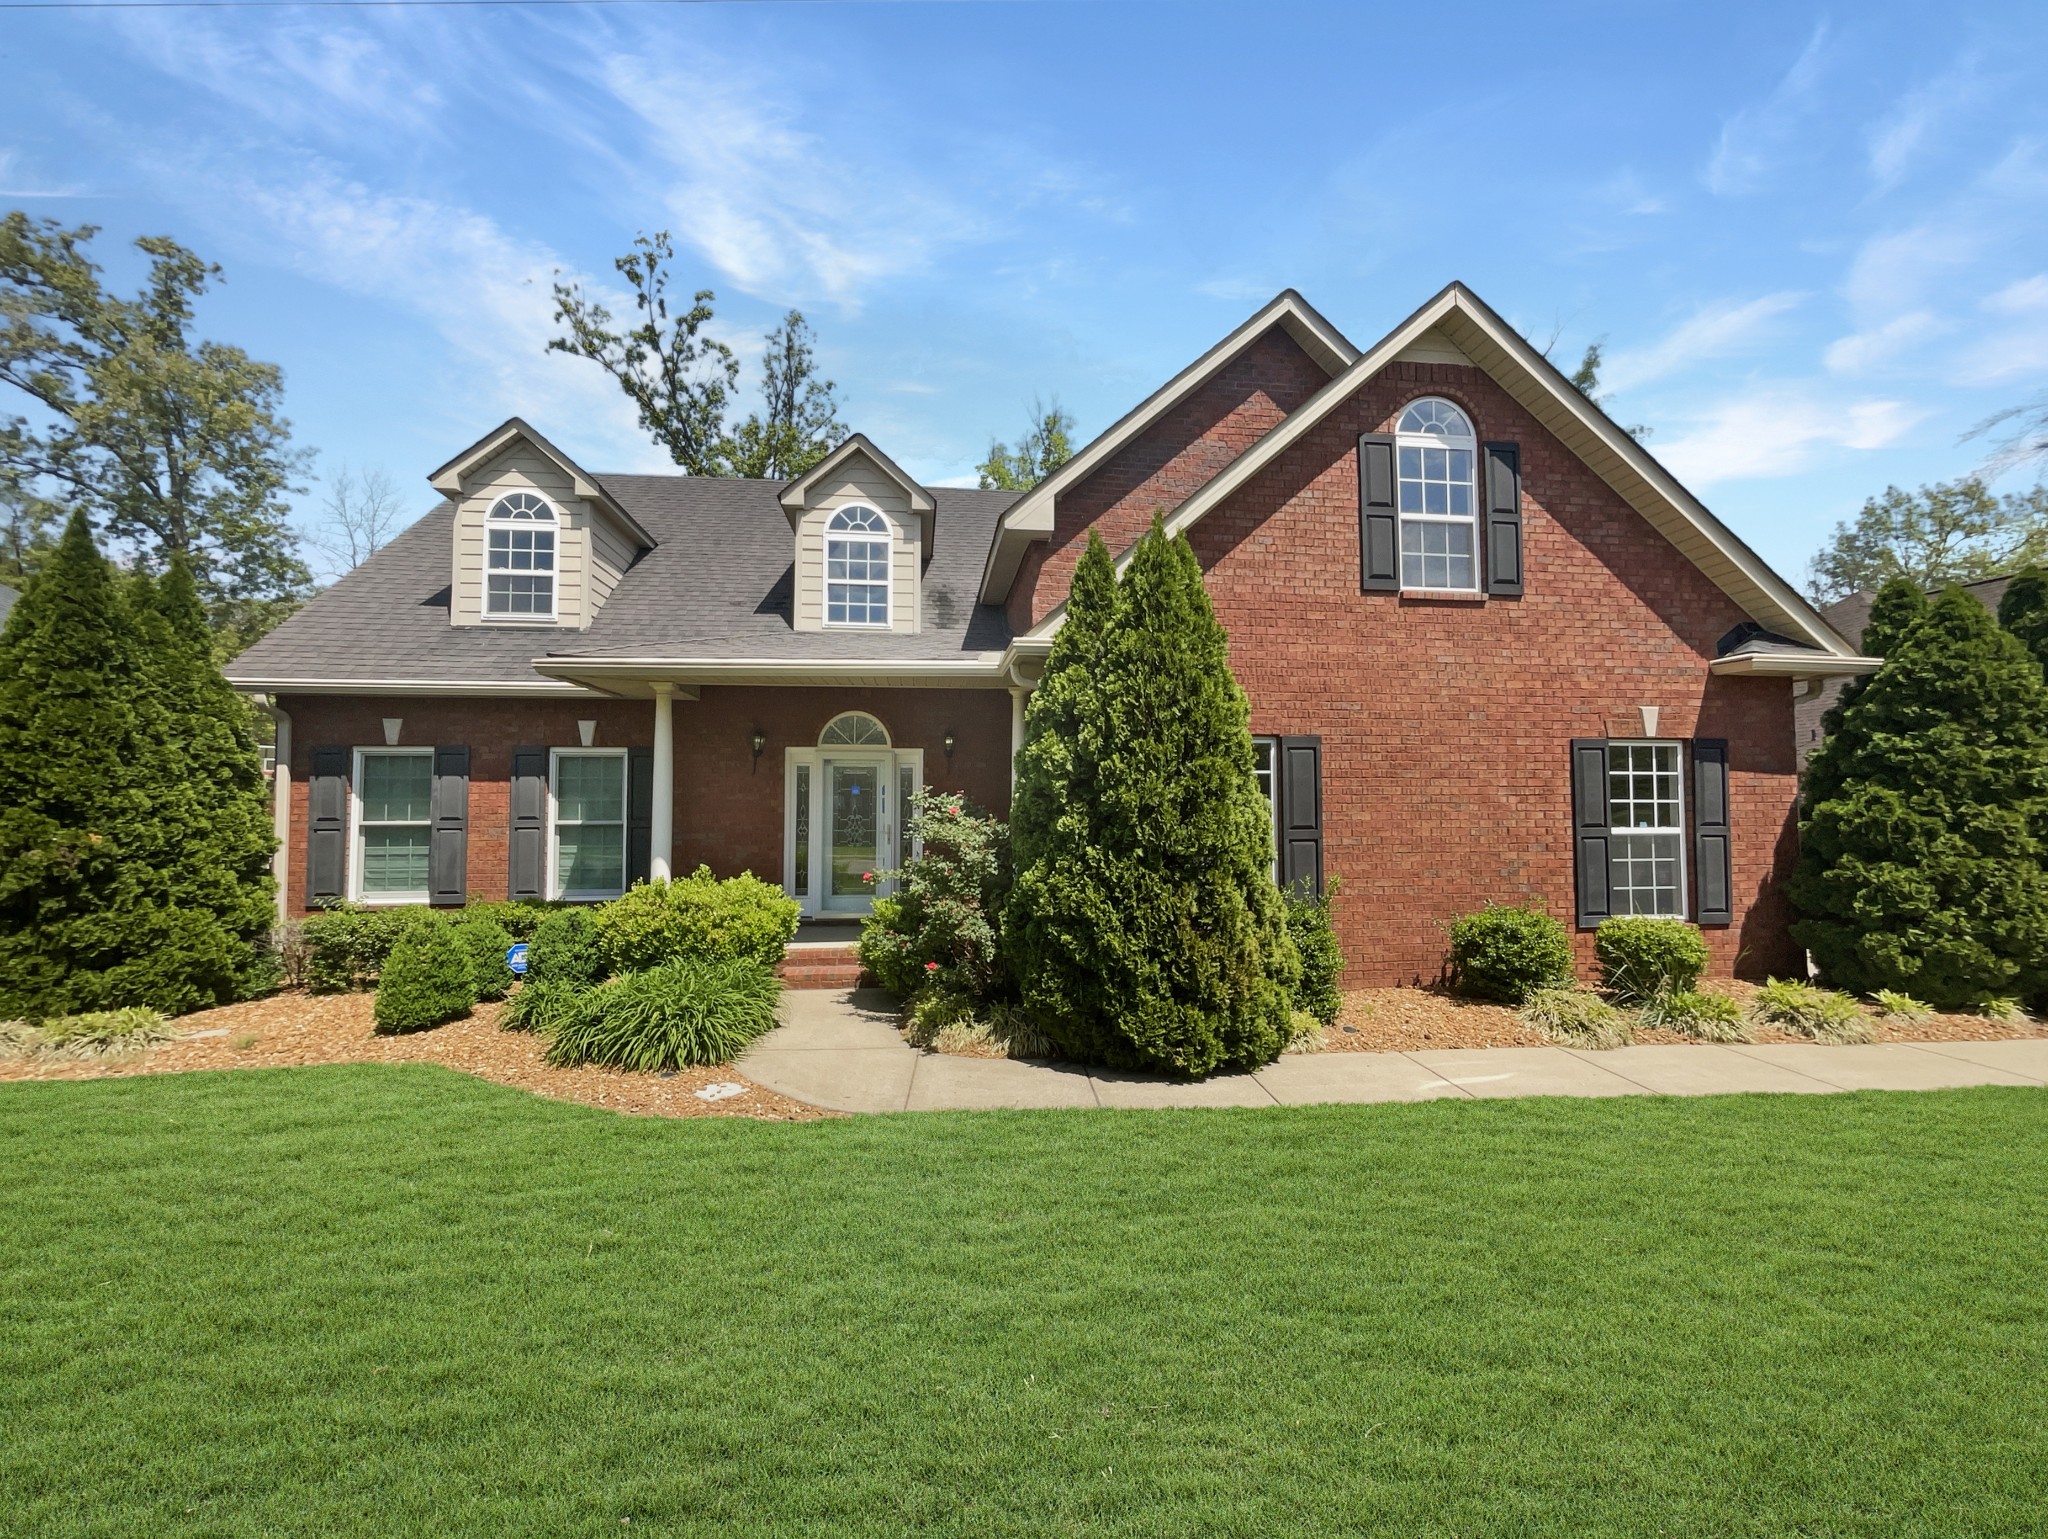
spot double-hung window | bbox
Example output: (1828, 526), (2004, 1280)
(1603, 742), (1686, 916)
(1395, 398), (1478, 592)
(825, 506), (890, 626)
(551, 749), (627, 900)
(355, 748), (433, 903)
(1252, 738), (1280, 883)
(486, 491), (557, 618)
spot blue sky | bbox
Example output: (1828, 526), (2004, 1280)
(5, 0), (2047, 588)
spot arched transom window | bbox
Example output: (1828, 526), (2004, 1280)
(1395, 398), (1477, 591)
(826, 506), (890, 627)
(486, 491), (557, 617)
(819, 711), (890, 746)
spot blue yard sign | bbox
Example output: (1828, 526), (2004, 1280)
(507, 943), (528, 976)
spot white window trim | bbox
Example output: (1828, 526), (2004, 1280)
(547, 747), (629, 902)
(783, 745), (923, 918)
(1394, 397), (1480, 595)
(823, 504), (892, 630)
(348, 745), (435, 906)
(483, 490), (562, 625)
(1602, 739), (1689, 920)
(1252, 736), (1280, 884)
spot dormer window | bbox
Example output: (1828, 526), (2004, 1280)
(1395, 398), (1477, 592)
(486, 491), (557, 618)
(825, 506), (890, 627)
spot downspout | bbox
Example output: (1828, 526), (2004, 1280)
(253, 694), (292, 930)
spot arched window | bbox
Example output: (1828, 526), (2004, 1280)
(826, 505), (890, 626)
(1394, 398), (1477, 591)
(819, 711), (890, 747)
(486, 491), (557, 617)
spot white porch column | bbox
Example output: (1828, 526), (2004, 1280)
(1009, 687), (1029, 794)
(264, 697), (292, 928)
(650, 683), (675, 881)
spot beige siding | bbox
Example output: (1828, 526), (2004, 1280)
(449, 443), (629, 630)
(587, 513), (635, 614)
(1392, 327), (1477, 367)
(791, 458), (922, 634)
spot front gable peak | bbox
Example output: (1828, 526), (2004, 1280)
(778, 433), (937, 548)
(428, 417), (654, 549)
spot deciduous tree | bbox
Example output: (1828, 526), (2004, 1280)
(1807, 478), (2048, 605)
(977, 399), (1076, 491)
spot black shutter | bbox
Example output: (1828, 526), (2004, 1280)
(1692, 738), (1733, 927)
(426, 746), (469, 907)
(306, 747), (349, 903)
(1571, 739), (1613, 929)
(1278, 736), (1324, 896)
(508, 748), (548, 901)
(626, 746), (654, 887)
(1358, 433), (1399, 592)
(1484, 441), (1523, 596)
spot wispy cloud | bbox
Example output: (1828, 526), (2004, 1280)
(1842, 223), (1981, 316)
(1824, 310), (1945, 375)
(1600, 293), (1805, 392)
(1704, 24), (1831, 196)
(1658, 389), (1923, 485)
(1867, 56), (1982, 190)
(1948, 273), (2048, 384)
(0, 148), (89, 198)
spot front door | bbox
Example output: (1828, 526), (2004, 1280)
(821, 758), (886, 913)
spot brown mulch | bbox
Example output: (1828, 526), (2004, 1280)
(1320, 980), (2048, 1053)
(0, 990), (832, 1122)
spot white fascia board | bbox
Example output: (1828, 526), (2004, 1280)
(1023, 282), (1858, 659)
(1708, 652), (1880, 678)
(976, 290), (1359, 604)
(225, 676), (592, 697)
(531, 654), (1011, 692)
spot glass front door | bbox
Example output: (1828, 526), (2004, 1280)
(823, 760), (884, 912)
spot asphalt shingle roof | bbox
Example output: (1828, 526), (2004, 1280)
(228, 475), (1021, 686)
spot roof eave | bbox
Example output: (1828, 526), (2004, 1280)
(1707, 652), (1881, 679)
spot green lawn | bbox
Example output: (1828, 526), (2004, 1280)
(3, 1070), (2045, 1537)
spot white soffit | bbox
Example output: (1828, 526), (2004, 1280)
(975, 289), (1360, 603)
(1024, 282), (1858, 659)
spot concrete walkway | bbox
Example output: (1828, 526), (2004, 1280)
(740, 989), (2048, 1114)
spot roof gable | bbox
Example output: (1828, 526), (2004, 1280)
(778, 434), (937, 547)
(428, 417), (656, 550)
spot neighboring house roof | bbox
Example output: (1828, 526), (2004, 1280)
(228, 476), (1019, 695)
(1820, 574), (2012, 651)
(1015, 282), (1869, 672)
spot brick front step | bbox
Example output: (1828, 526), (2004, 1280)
(778, 944), (867, 990)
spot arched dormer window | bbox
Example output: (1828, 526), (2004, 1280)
(1395, 398), (1477, 591)
(825, 506), (890, 627)
(486, 490), (557, 618)
(819, 711), (890, 747)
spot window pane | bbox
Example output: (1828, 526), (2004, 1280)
(557, 825), (625, 894)
(898, 765), (914, 869)
(793, 765), (811, 897)
(1611, 832), (1683, 916)
(557, 755), (623, 823)
(361, 826), (429, 895)
(361, 754), (431, 822)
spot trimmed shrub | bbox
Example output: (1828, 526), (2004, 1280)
(1285, 880), (1345, 1026)
(461, 900), (564, 942)
(595, 866), (799, 973)
(525, 908), (607, 989)
(449, 914), (516, 1003)
(303, 904), (420, 993)
(1641, 988), (1750, 1042)
(1869, 989), (1933, 1024)
(500, 978), (591, 1035)
(545, 958), (781, 1071)
(1749, 978), (1870, 1044)
(1519, 985), (1633, 1049)
(1595, 917), (1709, 1003)
(859, 789), (1013, 1004)
(373, 920), (476, 1034)
(1447, 903), (1573, 1003)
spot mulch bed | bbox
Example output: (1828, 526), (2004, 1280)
(1320, 980), (2048, 1053)
(0, 990), (831, 1122)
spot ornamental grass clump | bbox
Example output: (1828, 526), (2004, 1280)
(1446, 903), (1574, 1003)
(1977, 995), (2031, 1026)
(1749, 978), (1871, 1044)
(500, 978), (592, 1036)
(545, 958), (781, 1071)
(1869, 989), (1934, 1025)
(1595, 917), (1709, 1003)
(1519, 985), (1633, 1049)
(1641, 988), (1750, 1043)
(449, 914), (516, 1003)
(0, 1007), (177, 1060)
(373, 920), (477, 1034)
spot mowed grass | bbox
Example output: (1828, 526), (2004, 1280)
(3, 1071), (2046, 1537)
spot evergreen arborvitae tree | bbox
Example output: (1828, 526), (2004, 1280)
(0, 511), (251, 1017)
(1006, 518), (1299, 1075)
(1790, 587), (2048, 1007)
(1997, 566), (2048, 678)
(1803, 577), (1928, 813)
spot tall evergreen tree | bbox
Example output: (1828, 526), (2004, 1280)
(1803, 577), (1928, 812)
(0, 511), (255, 1017)
(1997, 566), (2048, 679)
(1790, 587), (2048, 1008)
(1006, 519), (1298, 1075)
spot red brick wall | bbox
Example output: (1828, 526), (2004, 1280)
(276, 687), (1011, 918)
(1021, 357), (1801, 985)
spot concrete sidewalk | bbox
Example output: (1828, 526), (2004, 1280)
(738, 989), (2048, 1114)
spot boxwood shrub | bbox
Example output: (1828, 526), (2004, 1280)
(449, 913), (516, 1003)
(303, 904), (419, 993)
(1595, 917), (1709, 1003)
(545, 957), (781, 1070)
(373, 920), (477, 1034)
(595, 867), (800, 973)
(524, 908), (608, 988)
(1284, 880), (1344, 1026)
(1447, 904), (1574, 1002)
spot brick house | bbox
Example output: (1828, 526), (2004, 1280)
(228, 283), (1877, 985)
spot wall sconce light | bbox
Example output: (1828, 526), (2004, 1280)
(943, 730), (957, 760)
(750, 729), (767, 759)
